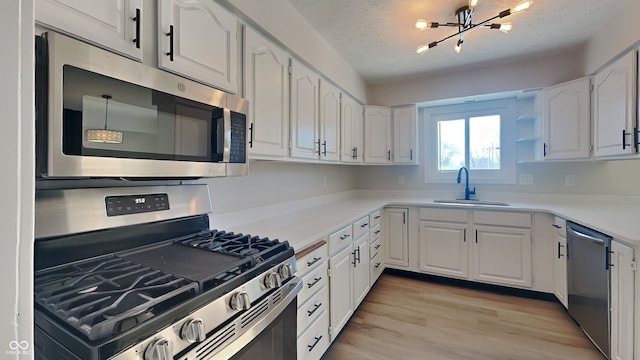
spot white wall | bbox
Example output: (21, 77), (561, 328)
(219, 0), (368, 103)
(1, 0), (35, 356)
(202, 161), (358, 214)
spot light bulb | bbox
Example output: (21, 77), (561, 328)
(454, 45), (462, 53)
(416, 44), (430, 54)
(511, 0), (532, 13)
(469, 0), (481, 10)
(416, 19), (435, 29)
(499, 22), (513, 33)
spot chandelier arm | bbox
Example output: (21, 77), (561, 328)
(431, 13), (501, 47)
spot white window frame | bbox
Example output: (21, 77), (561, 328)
(423, 98), (516, 184)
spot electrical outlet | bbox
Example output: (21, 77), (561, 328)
(398, 175), (405, 185)
(520, 174), (533, 185)
(322, 175), (327, 188)
(565, 175), (575, 186)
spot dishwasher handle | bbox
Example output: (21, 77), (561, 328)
(566, 225), (607, 244)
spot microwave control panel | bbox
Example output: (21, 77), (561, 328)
(105, 193), (170, 216)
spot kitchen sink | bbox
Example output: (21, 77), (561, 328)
(432, 199), (511, 207)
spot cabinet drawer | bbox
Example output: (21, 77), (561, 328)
(473, 211), (532, 228)
(297, 285), (329, 336)
(370, 224), (382, 242)
(420, 207), (468, 222)
(297, 310), (329, 360)
(352, 216), (370, 240)
(370, 251), (384, 285)
(553, 216), (566, 236)
(296, 242), (328, 277)
(298, 261), (328, 306)
(328, 225), (352, 255)
(369, 209), (382, 228)
(369, 238), (382, 259)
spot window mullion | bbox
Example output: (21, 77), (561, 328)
(465, 116), (470, 168)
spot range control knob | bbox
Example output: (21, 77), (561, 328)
(180, 318), (205, 343)
(263, 272), (282, 289)
(230, 291), (251, 311)
(144, 338), (173, 360)
(278, 263), (293, 280)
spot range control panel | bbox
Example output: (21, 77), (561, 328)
(105, 193), (169, 217)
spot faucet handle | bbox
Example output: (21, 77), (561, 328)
(469, 187), (476, 195)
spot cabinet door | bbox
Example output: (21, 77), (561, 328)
(290, 60), (320, 160)
(610, 240), (635, 360)
(340, 95), (364, 163)
(543, 77), (592, 160)
(352, 234), (370, 308)
(473, 226), (532, 288)
(364, 106), (392, 164)
(328, 245), (353, 341)
(419, 221), (469, 279)
(158, 0), (238, 93)
(36, 0), (143, 60)
(594, 51), (637, 157)
(383, 208), (409, 267)
(393, 105), (417, 164)
(319, 80), (341, 162)
(553, 234), (568, 308)
(243, 27), (289, 158)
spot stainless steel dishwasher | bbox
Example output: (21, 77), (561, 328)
(566, 221), (612, 359)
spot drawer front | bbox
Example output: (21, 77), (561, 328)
(297, 310), (330, 360)
(370, 224), (382, 242)
(420, 207), (468, 222)
(473, 211), (532, 228)
(296, 243), (328, 277)
(369, 209), (382, 228)
(297, 285), (329, 336)
(369, 238), (381, 259)
(553, 216), (566, 236)
(328, 225), (353, 255)
(298, 261), (328, 306)
(370, 251), (384, 285)
(353, 216), (370, 240)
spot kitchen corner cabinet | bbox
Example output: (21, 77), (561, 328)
(392, 105), (418, 164)
(364, 106), (392, 164)
(552, 217), (568, 308)
(290, 60), (320, 160)
(610, 240), (635, 360)
(158, 0), (238, 93)
(543, 77), (592, 160)
(35, 0), (143, 60)
(318, 80), (341, 162)
(243, 27), (290, 158)
(594, 49), (638, 158)
(383, 208), (409, 267)
(340, 95), (364, 163)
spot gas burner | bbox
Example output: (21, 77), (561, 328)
(175, 230), (286, 260)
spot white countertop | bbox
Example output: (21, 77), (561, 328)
(209, 190), (640, 252)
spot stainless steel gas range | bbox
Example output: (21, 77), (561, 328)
(33, 185), (301, 360)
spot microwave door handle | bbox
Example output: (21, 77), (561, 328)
(223, 108), (231, 162)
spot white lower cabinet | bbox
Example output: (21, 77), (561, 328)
(419, 221), (469, 279)
(328, 244), (353, 341)
(473, 226), (532, 288)
(610, 240), (636, 360)
(383, 208), (409, 267)
(352, 234), (370, 307)
(297, 310), (330, 360)
(552, 217), (568, 308)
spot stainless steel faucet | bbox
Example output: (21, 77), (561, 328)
(457, 166), (476, 200)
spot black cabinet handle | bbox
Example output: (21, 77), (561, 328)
(322, 140), (327, 156)
(374, 244), (381, 249)
(308, 335), (323, 352)
(374, 215), (381, 220)
(166, 25), (174, 61)
(374, 230), (381, 235)
(339, 234), (350, 240)
(387, 150), (391, 161)
(475, 229), (478, 243)
(622, 129), (630, 150)
(557, 242), (564, 258)
(316, 140), (321, 155)
(543, 143), (547, 157)
(248, 123), (254, 148)
(132, 8), (141, 48)
(352, 250), (357, 267)
(306, 257), (321, 267)
(463, 228), (466, 242)
(634, 127), (639, 151)
(352, 147), (357, 159)
(552, 224), (562, 229)
(606, 247), (614, 270)
(360, 223), (369, 228)
(307, 276), (322, 289)
(307, 302), (322, 317)
(374, 262), (381, 268)
(410, 149), (413, 160)
(356, 247), (361, 264)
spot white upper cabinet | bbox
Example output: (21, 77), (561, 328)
(290, 60), (320, 160)
(393, 105), (418, 164)
(340, 95), (364, 163)
(364, 106), (392, 164)
(594, 50), (638, 157)
(543, 77), (592, 160)
(35, 0), (143, 60)
(243, 26), (290, 158)
(158, 0), (238, 93)
(319, 80), (341, 162)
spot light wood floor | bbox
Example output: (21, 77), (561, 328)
(324, 273), (605, 360)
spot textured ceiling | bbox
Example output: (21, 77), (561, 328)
(285, 0), (633, 84)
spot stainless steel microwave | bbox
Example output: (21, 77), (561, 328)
(35, 32), (248, 179)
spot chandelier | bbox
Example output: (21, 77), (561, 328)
(85, 94), (124, 144)
(416, 0), (533, 54)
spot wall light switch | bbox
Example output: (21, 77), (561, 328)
(520, 174), (533, 185)
(565, 175), (575, 186)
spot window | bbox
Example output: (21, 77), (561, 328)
(424, 99), (516, 184)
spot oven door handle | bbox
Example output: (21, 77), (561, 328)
(187, 279), (302, 360)
(223, 108), (232, 163)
